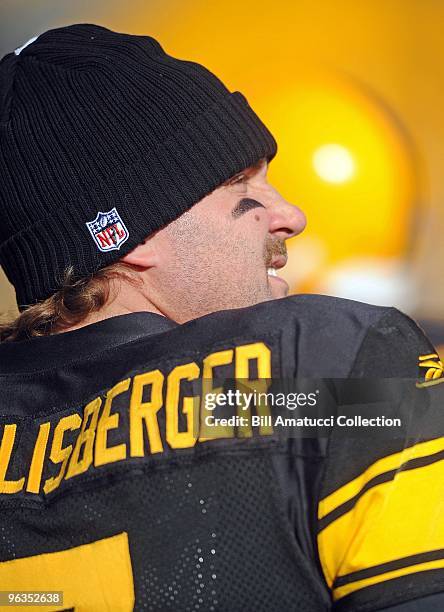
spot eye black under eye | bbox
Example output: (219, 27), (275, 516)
(232, 198), (265, 218)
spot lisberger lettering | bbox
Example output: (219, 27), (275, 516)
(0, 342), (273, 497)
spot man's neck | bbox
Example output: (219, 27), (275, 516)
(60, 281), (166, 333)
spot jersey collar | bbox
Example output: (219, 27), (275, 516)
(0, 312), (177, 375)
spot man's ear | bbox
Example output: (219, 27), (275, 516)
(120, 238), (157, 269)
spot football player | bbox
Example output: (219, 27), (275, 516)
(0, 24), (443, 611)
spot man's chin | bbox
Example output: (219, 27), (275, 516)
(268, 274), (289, 298)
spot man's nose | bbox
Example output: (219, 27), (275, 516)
(267, 192), (307, 240)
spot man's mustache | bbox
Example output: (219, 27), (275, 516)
(264, 236), (287, 267)
(231, 197), (287, 267)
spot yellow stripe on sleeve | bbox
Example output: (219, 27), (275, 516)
(334, 557), (444, 600)
(318, 437), (444, 595)
(319, 437), (444, 521)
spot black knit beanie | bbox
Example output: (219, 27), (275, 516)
(0, 23), (277, 308)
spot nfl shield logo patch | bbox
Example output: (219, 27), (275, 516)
(86, 208), (129, 253)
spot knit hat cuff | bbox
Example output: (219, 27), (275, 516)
(1, 92), (277, 307)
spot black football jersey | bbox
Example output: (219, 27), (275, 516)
(0, 294), (443, 611)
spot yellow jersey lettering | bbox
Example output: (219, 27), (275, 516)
(235, 342), (273, 437)
(26, 422), (51, 494)
(66, 398), (101, 479)
(2, 340), (274, 497)
(95, 378), (130, 467)
(130, 369), (164, 456)
(166, 362), (200, 449)
(44, 414), (82, 494)
(200, 349), (234, 441)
